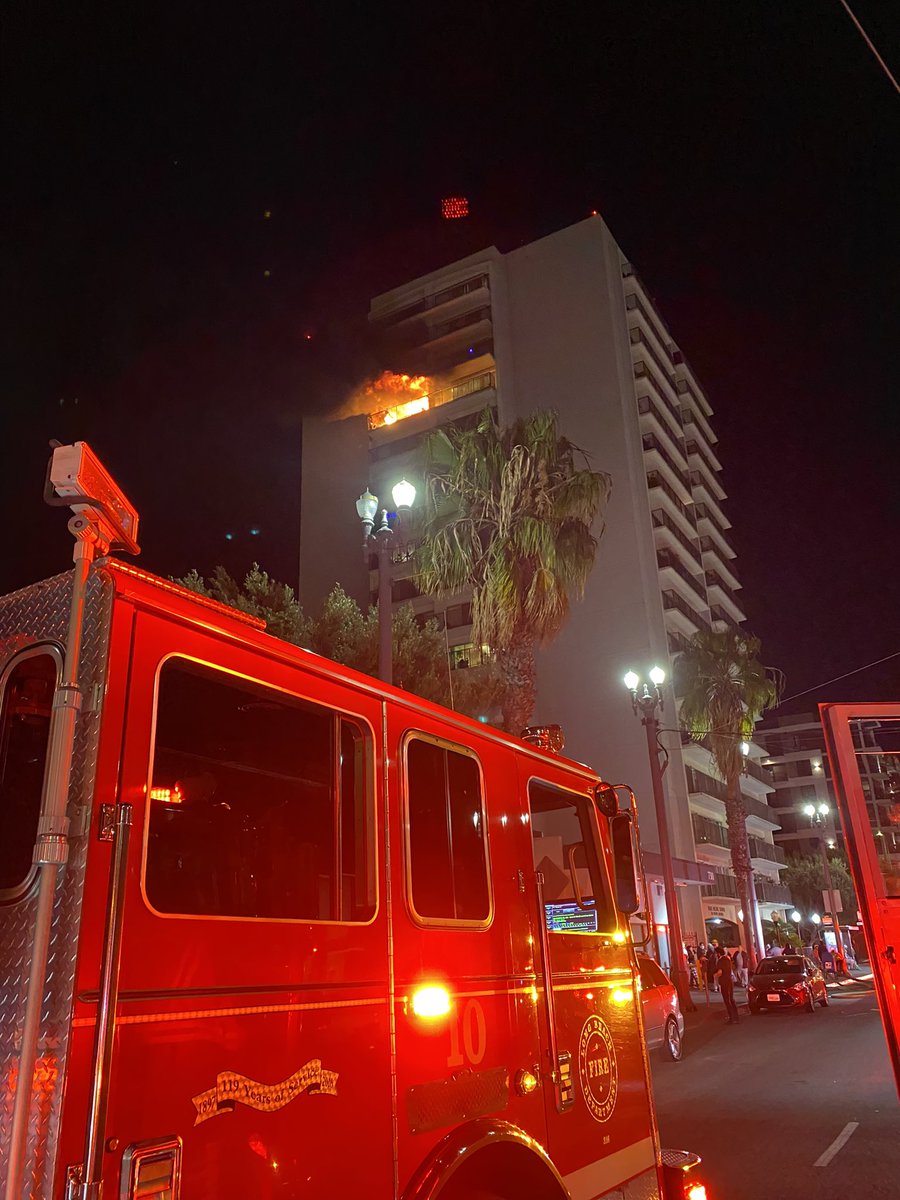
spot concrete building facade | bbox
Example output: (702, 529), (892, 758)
(300, 217), (789, 963)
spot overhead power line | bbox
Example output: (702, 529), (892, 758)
(778, 649), (900, 706)
(837, 0), (900, 94)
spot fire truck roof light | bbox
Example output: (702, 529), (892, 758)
(47, 441), (141, 554)
(411, 985), (451, 1019)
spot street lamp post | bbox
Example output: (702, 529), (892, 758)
(803, 801), (845, 966)
(791, 909), (803, 950)
(624, 667), (695, 1013)
(356, 480), (416, 686)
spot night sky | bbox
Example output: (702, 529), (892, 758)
(3, 2), (898, 711)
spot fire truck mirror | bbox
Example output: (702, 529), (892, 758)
(610, 812), (640, 915)
(593, 781), (618, 818)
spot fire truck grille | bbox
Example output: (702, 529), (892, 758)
(0, 570), (113, 1198)
(407, 1066), (509, 1134)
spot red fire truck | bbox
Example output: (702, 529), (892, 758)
(820, 703), (900, 1100)
(1, 443), (705, 1200)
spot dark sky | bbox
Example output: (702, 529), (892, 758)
(2, 1), (898, 709)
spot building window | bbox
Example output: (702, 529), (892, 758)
(445, 602), (473, 630)
(529, 781), (616, 934)
(145, 660), (375, 923)
(0, 648), (60, 900)
(405, 735), (490, 924)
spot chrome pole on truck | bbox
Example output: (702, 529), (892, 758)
(4, 443), (139, 1200)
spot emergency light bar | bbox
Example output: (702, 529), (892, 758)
(46, 441), (140, 554)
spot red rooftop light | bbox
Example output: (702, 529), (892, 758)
(441, 196), (469, 220)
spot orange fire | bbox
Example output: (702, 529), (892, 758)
(365, 372), (433, 430)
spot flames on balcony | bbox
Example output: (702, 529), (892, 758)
(360, 371), (433, 430)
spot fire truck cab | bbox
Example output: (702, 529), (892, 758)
(1, 444), (702, 1200)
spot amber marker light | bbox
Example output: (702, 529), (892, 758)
(610, 988), (632, 1005)
(514, 1068), (539, 1096)
(612, 930), (627, 944)
(411, 985), (451, 1019)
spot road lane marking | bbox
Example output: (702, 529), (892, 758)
(814, 1122), (859, 1167)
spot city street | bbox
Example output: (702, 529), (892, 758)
(651, 976), (900, 1199)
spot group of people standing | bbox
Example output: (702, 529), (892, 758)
(687, 941), (747, 1024)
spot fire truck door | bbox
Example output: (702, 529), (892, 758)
(525, 774), (655, 1192)
(821, 703), (900, 1099)
(89, 610), (394, 1199)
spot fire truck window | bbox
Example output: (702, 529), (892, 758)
(529, 782), (615, 933)
(0, 651), (58, 899)
(145, 660), (374, 922)
(406, 737), (490, 923)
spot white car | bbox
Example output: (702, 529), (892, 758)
(638, 953), (685, 1061)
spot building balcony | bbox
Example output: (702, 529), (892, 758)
(667, 628), (693, 656)
(755, 880), (792, 905)
(662, 589), (709, 633)
(749, 836), (786, 866)
(632, 357), (680, 409)
(703, 871), (740, 900)
(373, 273), (491, 329)
(710, 604), (743, 632)
(700, 538), (740, 585)
(705, 572), (746, 621)
(637, 393), (686, 455)
(629, 326), (677, 394)
(692, 813), (729, 849)
(642, 433), (691, 492)
(656, 550), (708, 609)
(686, 766), (780, 829)
(685, 435), (723, 477)
(677, 382), (718, 446)
(646, 472), (697, 533)
(652, 509), (703, 572)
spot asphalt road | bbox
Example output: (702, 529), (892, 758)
(650, 976), (900, 1200)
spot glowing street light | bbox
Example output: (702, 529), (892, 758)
(622, 666), (693, 1013)
(355, 480), (417, 685)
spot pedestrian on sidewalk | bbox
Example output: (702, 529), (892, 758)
(734, 947), (749, 989)
(706, 942), (719, 992)
(714, 947), (740, 1023)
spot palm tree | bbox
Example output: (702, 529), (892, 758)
(416, 408), (611, 733)
(677, 628), (782, 965)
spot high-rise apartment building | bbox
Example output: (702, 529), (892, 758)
(758, 712), (900, 860)
(300, 217), (788, 959)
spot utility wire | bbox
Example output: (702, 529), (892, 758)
(837, 0), (900, 94)
(778, 649), (900, 706)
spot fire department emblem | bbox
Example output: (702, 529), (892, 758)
(192, 1060), (338, 1125)
(578, 1015), (618, 1123)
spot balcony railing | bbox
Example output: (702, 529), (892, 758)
(703, 871), (740, 899)
(699, 534), (738, 570)
(748, 837), (786, 865)
(630, 328), (677, 393)
(690, 467), (726, 504)
(652, 509), (703, 570)
(637, 392), (685, 450)
(743, 757), (774, 787)
(667, 628), (692, 656)
(687, 767), (779, 826)
(710, 604), (742, 631)
(642, 433), (691, 491)
(646, 472), (697, 527)
(695, 500), (730, 538)
(662, 590), (709, 631)
(376, 273), (490, 326)
(692, 814), (729, 849)
(755, 880), (792, 905)
(705, 571), (745, 614)
(685, 436), (722, 480)
(656, 550), (708, 606)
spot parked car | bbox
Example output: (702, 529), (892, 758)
(748, 954), (829, 1014)
(637, 953), (685, 1060)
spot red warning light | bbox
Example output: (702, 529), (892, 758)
(441, 196), (469, 220)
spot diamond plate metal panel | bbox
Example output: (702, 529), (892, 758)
(406, 1066), (509, 1135)
(0, 569), (113, 1198)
